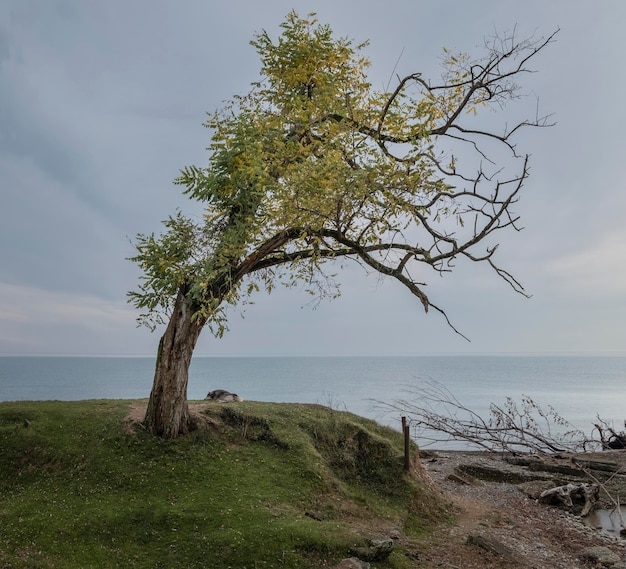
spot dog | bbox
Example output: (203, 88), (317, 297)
(205, 389), (243, 403)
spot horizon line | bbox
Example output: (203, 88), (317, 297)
(1, 351), (626, 358)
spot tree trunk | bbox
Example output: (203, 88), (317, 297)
(144, 286), (206, 438)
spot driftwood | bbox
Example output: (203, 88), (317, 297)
(539, 483), (599, 516)
(593, 417), (626, 450)
(573, 461), (626, 532)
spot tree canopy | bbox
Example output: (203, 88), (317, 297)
(128, 12), (555, 437)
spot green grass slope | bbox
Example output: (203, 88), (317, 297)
(0, 400), (448, 568)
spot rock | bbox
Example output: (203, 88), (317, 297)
(350, 538), (393, 562)
(466, 534), (516, 562)
(579, 545), (621, 566)
(388, 528), (403, 540)
(205, 389), (243, 403)
(572, 457), (623, 474)
(506, 456), (586, 478)
(447, 471), (483, 486)
(455, 462), (549, 484)
(334, 558), (370, 569)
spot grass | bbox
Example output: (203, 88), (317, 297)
(0, 399), (449, 568)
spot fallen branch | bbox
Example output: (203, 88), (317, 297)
(573, 460), (626, 532)
(376, 380), (596, 455)
(593, 416), (626, 450)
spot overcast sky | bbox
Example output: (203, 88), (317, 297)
(1, 1), (625, 357)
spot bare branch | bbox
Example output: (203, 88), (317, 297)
(377, 380), (591, 455)
(573, 462), (626, 530)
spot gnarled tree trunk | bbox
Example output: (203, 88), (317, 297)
(144, 285), (206, 438)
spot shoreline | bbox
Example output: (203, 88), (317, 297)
(417, 447), (626, 568)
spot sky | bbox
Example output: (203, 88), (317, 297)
(1, 0), (625, 357)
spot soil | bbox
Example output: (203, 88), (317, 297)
(416, 449), (626, 568)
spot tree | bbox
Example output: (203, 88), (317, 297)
(129, 12), (556, 438)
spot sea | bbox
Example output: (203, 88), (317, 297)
(1, 355), (625, 449)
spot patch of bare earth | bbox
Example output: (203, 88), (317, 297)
(124, 401), (215, 433)
(417, 452), (626, 568)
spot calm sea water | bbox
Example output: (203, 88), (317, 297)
(1, 356), (625, 446)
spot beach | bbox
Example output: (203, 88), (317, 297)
(416, 448), (626, 568)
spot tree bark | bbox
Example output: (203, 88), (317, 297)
(144, 285), (206, 438)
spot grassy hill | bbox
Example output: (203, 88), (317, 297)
(0, 400), (449, 568)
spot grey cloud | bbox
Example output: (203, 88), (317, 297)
(1, 0), (626, 355)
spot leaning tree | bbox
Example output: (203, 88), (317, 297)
(129, 12), (556, 437)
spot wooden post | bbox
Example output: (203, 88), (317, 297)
(402, 416), (410, 471)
